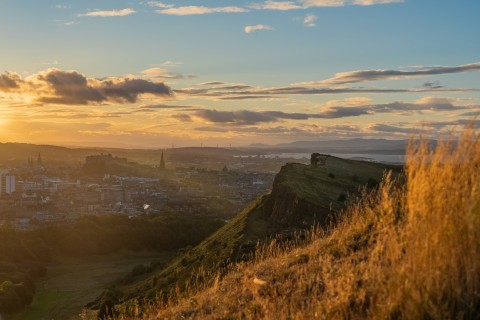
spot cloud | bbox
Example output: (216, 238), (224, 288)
(422, 81), (444, 89)
(365, 119), (480, 136)
(460, 110), (480, 117)
(352, 0), (403, 5)
(172, 96), (475, 127)
(161, 60), (182, 67)
(192, 108), (370, 125)
(55, 4), (70, 9)
(303, 14), (317, 27)
(198, 81), (228, 86)
(1, 69), (172, 105)
(0, 72), (22, 91)
(249, 1), (302, 10)
(175, 82), (478, 100)
(42, 60), (60, 66)
(79, 8), (136, 17)
(172, 113), (193, 122)
(147, 1), (174, 8)
(301, 0), (402, 7)
(139, 104), (198, 109)
(301, 0), (345, 7)
(367, 123), (414, 134)
(219, 95), (274, 100)
(140, 67), (195, 80)
(245, 24), (274, 33)
(319, 97), (470, 117)
(156, 6), (248, 16)
(53, 19), (75, 27)
(311, 61), (480, 86)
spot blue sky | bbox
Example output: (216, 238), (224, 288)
(0, 0), (479, 147)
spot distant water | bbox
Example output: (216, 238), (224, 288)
(263, 153), (406, 164)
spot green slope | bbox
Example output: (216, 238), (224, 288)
(92, 157), (401, 317)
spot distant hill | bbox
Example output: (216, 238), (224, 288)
(245, 138), (423, 154)
(91, 156), (402, 317)
(0, 142), (246, 166)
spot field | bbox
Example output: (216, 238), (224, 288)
(6, 252), (174, 320)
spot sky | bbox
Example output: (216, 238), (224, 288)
(0, 0), (479, 148)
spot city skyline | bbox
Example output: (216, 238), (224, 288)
(1, 0), (479, 148)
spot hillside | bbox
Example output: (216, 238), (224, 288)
(142, 127), (480, 319)
(91, 156), (400, 317)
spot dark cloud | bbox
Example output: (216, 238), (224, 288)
(185, 99), (469, 125)
(0, 72), (22, 91)
(139, 104), (197, 109)
(37, 70), (105, 104)
(368, 119), (480, 136)
(422, 81), (444, 89)
(192, 108), (368, 125)
(219, 95), (274, 100)
(175, 84), (478, 100)
(99, 78), (172, 103)
(319, 106), (371, 118)
(368, 123), (414, 134)
(460, 110), (480, 117)
(317, 62), (480, 85)
(140, 68), (195, 80)
(3, 69), (172, 105)
(197, 81), (227, 86)
(195, 109), (279, 125)
(172, 113), (193, 122)
(213, 85), (253, 90)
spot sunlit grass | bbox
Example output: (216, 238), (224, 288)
(120, 124), (480, 319)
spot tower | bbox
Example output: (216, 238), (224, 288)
(159, 151), (166, 171)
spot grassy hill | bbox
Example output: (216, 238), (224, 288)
(136, 127), (480, 320)
(91, 156), (401, 317)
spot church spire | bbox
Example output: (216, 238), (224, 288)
(159, 151), (166, 170)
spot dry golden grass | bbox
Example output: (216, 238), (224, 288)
(121, 125), (480, 320)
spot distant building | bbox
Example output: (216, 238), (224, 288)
(159, 151), (166, 171)
(0, 174), (16, 195)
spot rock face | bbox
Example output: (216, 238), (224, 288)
(263, 159), (400, 229)
(264, 163), (332, 228)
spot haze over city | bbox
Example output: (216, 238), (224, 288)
(1, 0), (479, 148)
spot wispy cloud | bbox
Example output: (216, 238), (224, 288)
(247, 0), (403, 11)
(245, 24), (274, 33)
(52, 19), (76, 27)
(42, 60), (60, 66)
(161, 60), (182, 67)
(169, 96), (475, 126)
(156, 6), (248, 16)
(300, 0), (345, 7)
(147, 1), (174, 8)
(55, 4), (70, 9)
(140, 67), (196, 80)
(303, 14), (317, 27)
(79, 8), (136, 17)
(302, 62), (480, 86)
(352, 0), (403, 6)
(249, 1), (302, 10)
(301, 0), (402, 7)
(175, 82), (478, 100)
